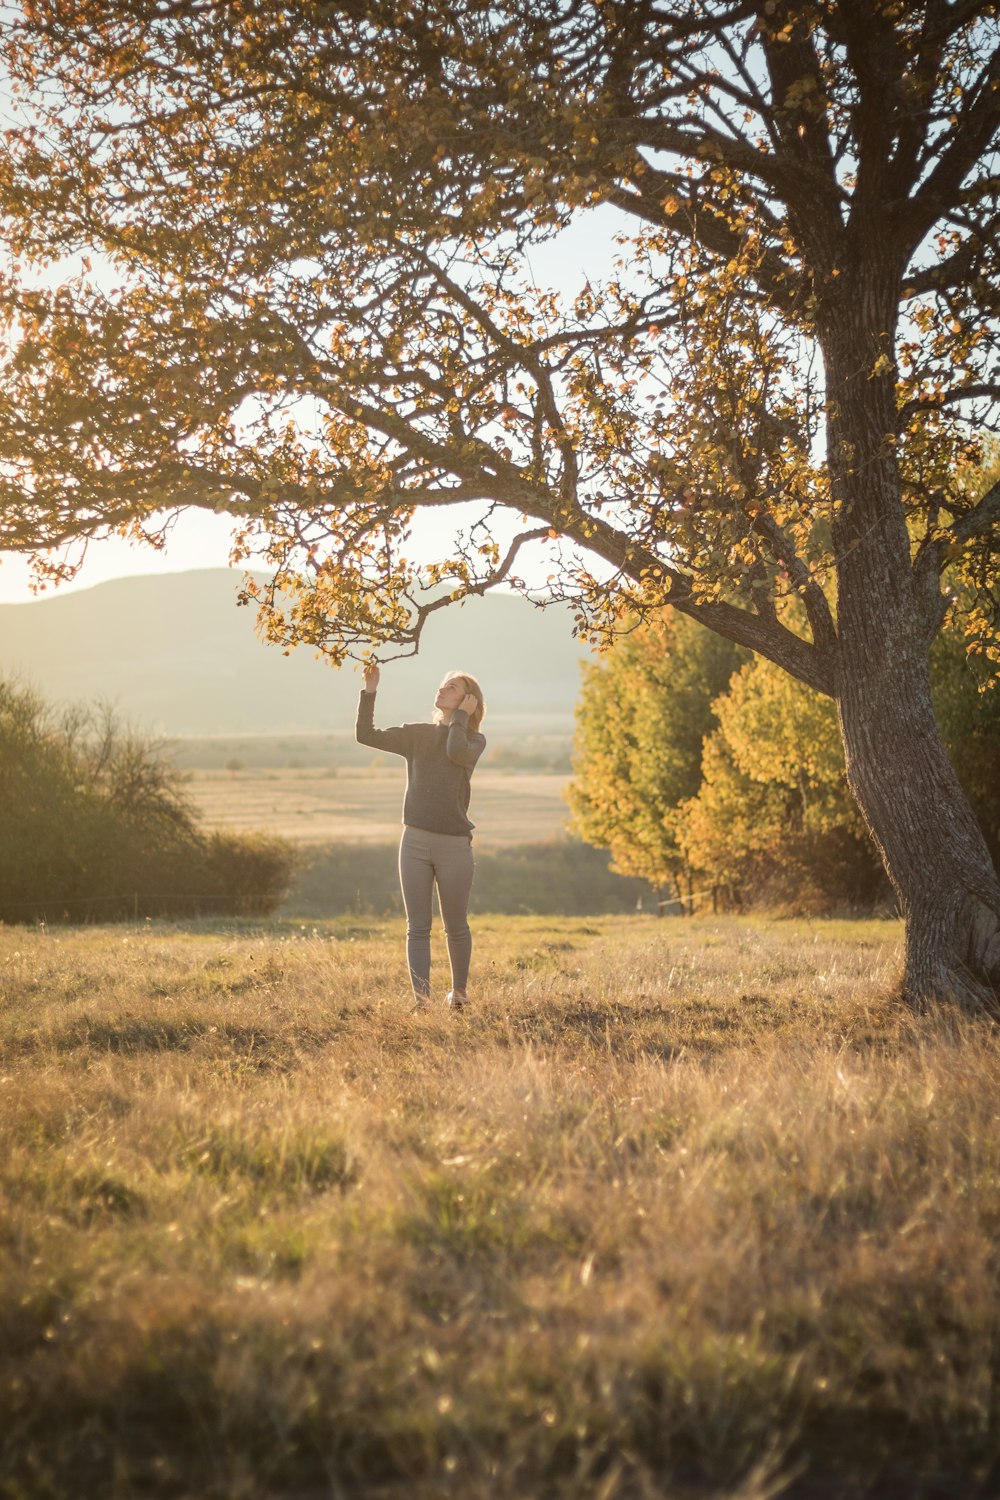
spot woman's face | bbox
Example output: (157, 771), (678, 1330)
(435, 676), (467, 713)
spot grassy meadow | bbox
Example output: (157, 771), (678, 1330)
(3, 912), (1000, 1499)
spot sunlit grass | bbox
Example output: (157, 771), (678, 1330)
(2, 913), (999, 1498)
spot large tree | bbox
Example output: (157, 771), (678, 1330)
(1, 0), (999, 1002)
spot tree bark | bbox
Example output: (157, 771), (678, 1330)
(838, 641), (1000, 1008)
(824, 279), (1000, 1009)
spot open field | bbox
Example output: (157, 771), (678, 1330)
(166, 720), (575, 773)
(184, 766), (572, 846)
(3, 913), (1000, 1499)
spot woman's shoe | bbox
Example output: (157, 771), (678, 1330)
(411, 996), (429, 1014)
(446, 990), (466, 1011)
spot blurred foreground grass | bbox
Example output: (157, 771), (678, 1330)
(2, 913), (999, 1499)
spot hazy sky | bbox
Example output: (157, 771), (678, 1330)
(0, 509), (241, 603)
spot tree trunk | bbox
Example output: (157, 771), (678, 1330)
(838, 641), (1000, 1008)
(822, 273), (1000, 1009)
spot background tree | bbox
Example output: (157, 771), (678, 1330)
(1, 1), (999, 1002)
(568, 614), (745, 896)
(573, 605), (1000, 914)
(678, 657), (889, 913)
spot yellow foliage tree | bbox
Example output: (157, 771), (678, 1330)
(568, 613), (745, 893)
(678, 658), (885, 913)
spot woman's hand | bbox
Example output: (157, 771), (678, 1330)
(363, 662), (380, 694)
(459, 693), (477, 715)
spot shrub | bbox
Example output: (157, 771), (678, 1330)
(197, 831), (301, 917)
(0, 679), (295, 922)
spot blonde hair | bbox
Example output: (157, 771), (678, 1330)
(434, 671), (486, 733)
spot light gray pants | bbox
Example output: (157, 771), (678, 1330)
(398, 827), (475, 998)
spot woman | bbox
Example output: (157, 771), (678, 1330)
(357, 664), (487, 1011)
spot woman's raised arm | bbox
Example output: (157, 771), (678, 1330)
(355, 668), (410, 756)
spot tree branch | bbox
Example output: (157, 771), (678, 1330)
(898, 384), (1000, 425)
(899, 46), (1000, 248)
(549, 512), (836, 696)
(949, 475), (1000, 546)
(402, 526), (553, 654)
(750, 511), (838, 655)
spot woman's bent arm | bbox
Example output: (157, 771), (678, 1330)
(446, 709), (486, 770)
(355, 691), (410, 756)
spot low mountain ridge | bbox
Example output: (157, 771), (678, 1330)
(0, 569), (591, 734)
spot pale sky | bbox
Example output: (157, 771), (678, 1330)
(0, 509), (242, 603)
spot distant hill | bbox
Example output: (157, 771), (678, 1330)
(0, 569), (593, 735)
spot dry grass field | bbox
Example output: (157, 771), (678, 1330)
(3, 912), (1000, 1499)
(184, 767), (571, 846)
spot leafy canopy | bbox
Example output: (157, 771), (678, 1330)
(1, 0), (998, 683)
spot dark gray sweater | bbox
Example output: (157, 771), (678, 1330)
(355, 692), (487, 836)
